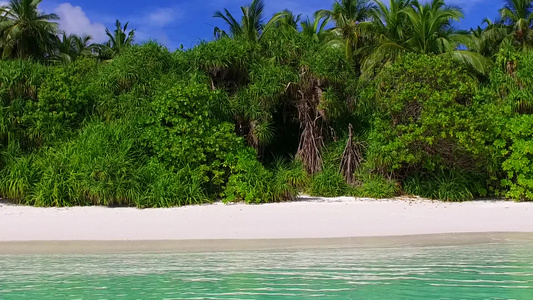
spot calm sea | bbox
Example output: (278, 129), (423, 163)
(1, 242), (532, 299)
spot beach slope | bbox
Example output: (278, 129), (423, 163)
(1, 197), (532, 242)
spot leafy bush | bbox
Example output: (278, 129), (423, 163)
(0, 120), (210, 207)
(0, 60), (47, 150)
(222, 149), (276, 203)
(0, 60), (45, 103)
(364, 54), (497, 192)
(498, 115), (533, 201)
(145, 80), (245, 189)
(6, 30), (533, 206)
(22, 58), (97, 145)
(309, 168), (348, 197)
(0, 59), (99, 152)
(98, 42), (173, 96)
(271, 158), (309, 201)
(223, 153), (308, 203)
(354, 173), (399, 199)
(484, 51), (533, 201)
(190, 37), (257, 80)
(0, 143), (40, 202)
(404, 169), (487, 201)
(93, 43), (175, 121)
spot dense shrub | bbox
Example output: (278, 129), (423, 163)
(0, 60), (47, 149)
(23, 58), (98, 144)
(222, 149), (278, 203)
(223, 153), (309, 203)
(486, 51), (533, 201)
(0, 60), (45, 103)
(145, 80), (246, 189)
(308, 168), (348, 197)
(403, 169), (487, 201)
(3, 36), (533, 206)
(92, 42), (175, 121)
(0, 120), (211, 207)
(499, 115), (533, 201)
(354, 173), (400, 199)
(361, 54), (498, 198)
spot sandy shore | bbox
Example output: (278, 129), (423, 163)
(1, 197), (532, 242)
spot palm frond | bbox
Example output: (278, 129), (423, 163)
(447, 50), (492, 75)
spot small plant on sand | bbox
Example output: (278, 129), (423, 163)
(403, 168), (487, 202)
(353, 172), (399, 199)
(309, 168), (348, 197)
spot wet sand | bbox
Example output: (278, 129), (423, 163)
(2, 233), (533, 255)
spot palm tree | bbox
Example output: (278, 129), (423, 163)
(0, 0), (59, 60)
(500, 0), (533, 27)
(270, 9), (301, 30)
(301, 14), (331, 43)
(74, 34), (96, 57)
(54, 33), (95, 63)
(96, 20), (135, 59)
(358, 0), (412, 74)
(468, 19), (508, 58)
(213, 0), (265, 41)
(402, 0), (464, 54)
(320, 0), (375, 28)
(369, 0), (412, 45)
(361, 0), (489, 76)
(318, 0), (377, 59)
(499, 0), (533, 50)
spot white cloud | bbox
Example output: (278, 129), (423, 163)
(54, 3), (107, 43)
(147, 8), (180, 27)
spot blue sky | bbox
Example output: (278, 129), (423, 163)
(24, 0), (508, 50)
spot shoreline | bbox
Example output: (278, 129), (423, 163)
(2, 233), (533, 255)
(1, 196), (533, 253)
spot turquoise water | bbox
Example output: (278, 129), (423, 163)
(1, 242), (533, 299)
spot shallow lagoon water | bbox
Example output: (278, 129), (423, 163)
(1, 241), (533, 299)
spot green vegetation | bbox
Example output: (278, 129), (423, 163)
(1, 0), (533, 206)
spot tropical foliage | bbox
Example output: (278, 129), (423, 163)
(0, 0), (59, 59)
(1, 0), (533, 206)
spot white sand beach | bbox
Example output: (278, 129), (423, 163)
(1, 196), (532, 243)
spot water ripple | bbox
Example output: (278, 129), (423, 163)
(1, 243), (533, 299)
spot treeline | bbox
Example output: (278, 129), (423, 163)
(0, 0), (533, 206)
(0, 0), (134, 62)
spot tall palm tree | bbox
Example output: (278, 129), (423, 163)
(318, 0), (377, 59)
(96, 20), (135, 59)
(402, 0), (464, 54)
(500, 0), (533, 27)
(499, 0), (533, 50)
(369, 0), (412, 44)
(0, 0), (59, 60)
(362, 0), (489, 76)
(358, 0), (412, 74)
(213, 0), (265, 41)
(320, 0), (375, 28)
